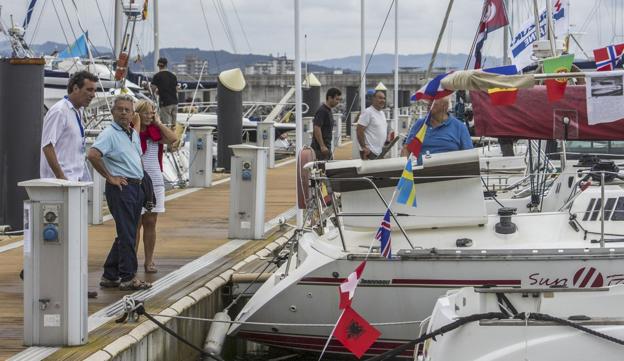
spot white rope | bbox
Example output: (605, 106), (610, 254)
(150, 312), (426, 327)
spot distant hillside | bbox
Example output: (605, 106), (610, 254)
(311, 53), (503, 73)
(136, 48), (333, 74)
(1, 40), (503, 74)
(0, 40), (111, 57)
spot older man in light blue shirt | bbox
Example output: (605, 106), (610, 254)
(88, 95), (151, 291)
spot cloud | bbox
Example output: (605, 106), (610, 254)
(0, 0), (613, 61)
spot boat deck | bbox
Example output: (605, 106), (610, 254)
(0, 143), (353, 360)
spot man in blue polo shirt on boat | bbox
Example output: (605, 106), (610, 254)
(401, 96), (473, 157)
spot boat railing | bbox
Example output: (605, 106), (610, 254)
(312, 174), (416, 251)
(177, 100), (308, 122)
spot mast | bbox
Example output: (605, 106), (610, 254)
(532, 0), (541, 42)
(392, 0), (399, 157)
(360, 0), (366, 113)
(294, 0), (303, 226)
(545, 0), (556, 56)
(426, 0), (454, 80)
(503, 0), (509, 64)
(153, 0), (160, 71)
(114, 0), (123, 57)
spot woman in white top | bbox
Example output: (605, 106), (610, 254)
(133, 100), (177, 273)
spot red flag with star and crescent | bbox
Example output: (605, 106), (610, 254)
(334, 306), (381, 359)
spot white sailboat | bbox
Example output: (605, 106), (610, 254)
(229, 148), (624, 357)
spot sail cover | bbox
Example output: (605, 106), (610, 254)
(472, 85), (624, 140)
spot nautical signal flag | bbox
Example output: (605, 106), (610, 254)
(406, 114), (428, 157)
(338, 261), (366, 309)
(593, 43), (624, 71)
(543, 54), (574, 102)
(375, 210), (392, 259)
(484, 65), (520, 105)
(474, 0), (509, 69)
(414, 73), (454, 102)
(396, 158), (418, 207)
(142, 0), (149, 20)
(334, 306), (381, 359)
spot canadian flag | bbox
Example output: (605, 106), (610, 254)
(338, 261), (366, 309)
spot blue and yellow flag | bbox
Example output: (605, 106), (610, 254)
(396, 158), (417, 207)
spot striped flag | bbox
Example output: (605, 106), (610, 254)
(375, 210), (392, 258)
(484, 65), (520, 105)
(414, 72), (454, 102)
(407, 116), (428, 157)
(396, 158), (417, 207)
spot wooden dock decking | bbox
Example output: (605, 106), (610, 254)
(0, 143), (353, 360)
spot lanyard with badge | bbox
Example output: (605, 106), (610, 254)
(64, 96), (85, 153)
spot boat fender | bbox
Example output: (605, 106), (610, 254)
(495, 207), (517, 234)
(203, 311), (231, 356)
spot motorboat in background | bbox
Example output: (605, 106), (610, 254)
(418, 285), (624, 360)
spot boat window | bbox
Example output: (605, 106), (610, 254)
(612, 197), (624, 221)
(590, 198), (602, 221)
(604, 198), (617, 220)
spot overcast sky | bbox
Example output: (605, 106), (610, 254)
(1, 0), (622, 61)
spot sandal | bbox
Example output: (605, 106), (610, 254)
(144, 264), (158, 274)
(99, 277), (120, 288)
(119, 278), (152, 291)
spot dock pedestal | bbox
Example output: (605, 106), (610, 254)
(256, 121), (275, 169)
(86, 139), (104, 225)
(228, 145), (268, 240)
(189, 126), (215, 187)
(19, 179), (90, 346)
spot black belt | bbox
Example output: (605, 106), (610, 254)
(126, 178), (142, 185)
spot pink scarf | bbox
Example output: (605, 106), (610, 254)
(139, 124), (164, 171)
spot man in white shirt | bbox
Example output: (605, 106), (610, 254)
(40, 71), (98, 181)
(357, 90), (388, 160)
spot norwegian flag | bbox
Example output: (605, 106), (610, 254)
(338, 261), (366, 309)
(414, 72), (454, 102)
(594, 43), (624, 71)
(376, 210), (392, 259)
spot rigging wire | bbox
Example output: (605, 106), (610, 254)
(199, 0), (221, 72)
(211, 0), (237, 53)
(50, 0), (73, 51)
(228, 0), (252, 53)
(27, 0), (49, 48)
(60, 0), (79, 46)
(94, 0), (114, 52)
(217, 0), (237, 52)
(343, 0), (396, 125)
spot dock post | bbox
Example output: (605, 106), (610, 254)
(19, 179), (90, 346)
(217, 68), (246, 172)
(303, 116), (314, 148)
(256, 121), (275, 169)
(85, 138), (103, 225)
(0, 58), (44, 230)
(189, 126), (215, 187)
(302, 73), (321, 117)
(351, 122), (360, 159)
(333, 113), (343, 148)
(228, 145), (268, 240)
